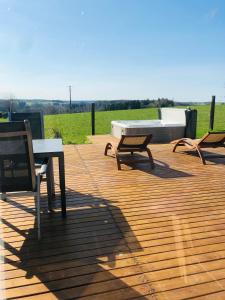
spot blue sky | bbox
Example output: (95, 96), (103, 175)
(0, 0), (225, 101)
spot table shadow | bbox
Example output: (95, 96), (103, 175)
(1, 191), (151, 299)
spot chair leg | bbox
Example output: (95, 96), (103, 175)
(195, 146), (206, 165)
(172, 141), (181, 153)
(146, 148), (155, 169)
(115, 150), (121, 170)
(104, 143), (112, 156)
(35, 175), (41, 240)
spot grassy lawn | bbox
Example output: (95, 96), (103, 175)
(189, 105), (225, 137)
(1, 105), (225, 144)
(45, 108), (159, 144)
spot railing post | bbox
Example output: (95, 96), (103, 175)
(158, 108), (161, 120)
(91, 102), (95, 135)
(209, 95), (216, 130)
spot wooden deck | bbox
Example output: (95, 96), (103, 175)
(2, 135), (225, 299)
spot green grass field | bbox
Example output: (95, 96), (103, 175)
(1, 105), (225, 144)
(188, 105), (225, 137)
(44, 108), (159, 144)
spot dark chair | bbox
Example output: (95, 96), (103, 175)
(8, 111), (49, 166)
(0, 120), (48, 239)
(9, 112), (55, 202)
(104, 134), (155, 170)
(9, 112), (53, 191)
(9, 112), (45, 139)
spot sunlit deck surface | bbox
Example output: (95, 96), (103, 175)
(2, 134), (225, 300)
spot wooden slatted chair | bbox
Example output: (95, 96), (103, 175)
(172, 131), (225, 164)
(104, 134), (155, 170)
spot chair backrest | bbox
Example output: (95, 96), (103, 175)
(118, 134), (152, 149)
(200, 132), (225, 145)
(9, 112), (45, 139)
(0, 121), (36, 193)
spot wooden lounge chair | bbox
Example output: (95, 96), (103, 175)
(104, 134), (155, 170)
(172, 131), (225, 164)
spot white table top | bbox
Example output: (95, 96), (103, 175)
(33, 139), (63, 154)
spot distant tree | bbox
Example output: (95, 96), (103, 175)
(152, 98), (174, 108)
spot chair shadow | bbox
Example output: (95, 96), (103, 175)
(150, 159), (194, 178)
(119, 153), (193, 178)
(2, 191), (149, 299)
(182, 149), (225, 165)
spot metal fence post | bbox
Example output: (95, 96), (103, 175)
(209, 95), (216, 130)
(91, 103), (95, 135)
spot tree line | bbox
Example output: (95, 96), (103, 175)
(0, 98), (175, 116)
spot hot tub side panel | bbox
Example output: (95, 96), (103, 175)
(111, 121), (185, 142)
(123, 126), (185, 143)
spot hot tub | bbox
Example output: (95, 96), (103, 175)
(111, 108), (192, 143)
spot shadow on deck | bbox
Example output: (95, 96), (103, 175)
(1, 190), (151, 299)
(2, 138), (225, 299)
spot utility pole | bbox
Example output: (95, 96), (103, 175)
(68, 85), (72, 112)
(9, 99), (13, 113)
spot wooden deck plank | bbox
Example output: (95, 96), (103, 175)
(2, 136), (225, 299)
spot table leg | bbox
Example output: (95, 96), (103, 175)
(58, 153), (66, 217)
(47, 159), (53, 211)
(49, 157), (55, 197)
